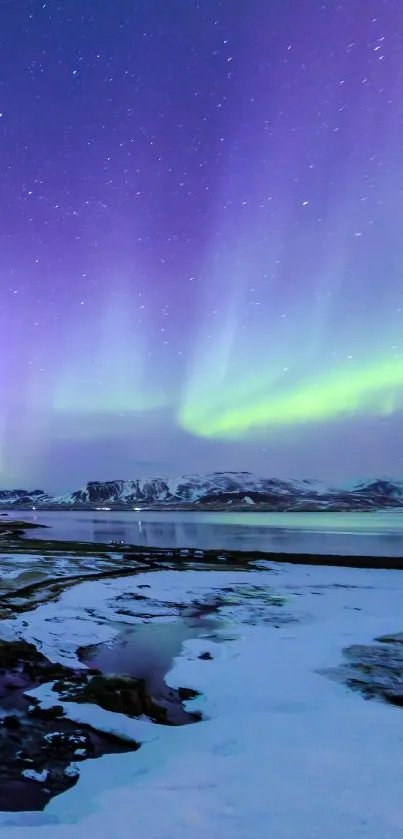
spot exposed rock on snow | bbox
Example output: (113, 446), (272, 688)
(22, 768), (49, 783)
(324, 639), (403, 706)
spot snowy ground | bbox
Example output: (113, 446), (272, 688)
(1, 561), (403, 837)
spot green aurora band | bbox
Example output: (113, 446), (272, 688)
(179, 357), (403, 439)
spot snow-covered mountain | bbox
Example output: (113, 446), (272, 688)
(0, 489), (51, 506)
(1, 473), (403, 510)
(52, 473), (336, 508)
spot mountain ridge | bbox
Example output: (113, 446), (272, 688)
(0, 473), (402, 511)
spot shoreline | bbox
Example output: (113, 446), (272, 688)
(1, 519), (402, 570)
(6, 527), (403, 569)
(122, 545), (403, 571)
(1, 504), (403, 512)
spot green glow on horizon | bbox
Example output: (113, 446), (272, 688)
(52, 288), (169, 417)
(179, 357), (403, 439)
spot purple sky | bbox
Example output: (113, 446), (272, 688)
(1, 0), (403, 490)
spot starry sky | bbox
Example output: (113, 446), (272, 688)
(1, 0), (403, 490)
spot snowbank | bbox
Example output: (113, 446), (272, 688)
(1, 563), (403, 837)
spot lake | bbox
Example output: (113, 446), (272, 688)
(5, 509), (403, 557)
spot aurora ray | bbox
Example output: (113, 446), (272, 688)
(0, 0), (402, 487)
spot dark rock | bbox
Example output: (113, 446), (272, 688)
(0, 639), (139, 814)
(344, 643), (403, 671)
(28, 704), (65, 721)
(3, 715), (20, 729)
(54, 673), (148, 717)
(199, 652), (213, 660)
(324, 640), (403, 706)
(3, 675), (27, 691)
(51, 671), (194, 725)
(39, 663), (72, 681)
(0, 640), (44, 669)
(177, 687), (200, 700)
(384, 692), (403, 707)
(42, 730), (94, 761)
(375, 632), (403, 645)
(0, 636), (202, 816)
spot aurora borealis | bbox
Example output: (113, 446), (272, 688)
(1, 0), (403, 489)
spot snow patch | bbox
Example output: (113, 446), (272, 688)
(22, 768), (49, 783)
(1, 564), (403, 836)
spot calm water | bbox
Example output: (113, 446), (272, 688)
(6, 509), (403, 557)
(82, 619), (215, 725)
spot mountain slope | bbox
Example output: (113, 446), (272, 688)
(54, 473), (336, 508)
(0, 473), (402, 510)
(0, 489), (50, 506)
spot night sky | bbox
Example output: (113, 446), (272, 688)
(1, 0), (403, 490)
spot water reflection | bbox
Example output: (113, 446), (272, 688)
(12, 509), (403, 557)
